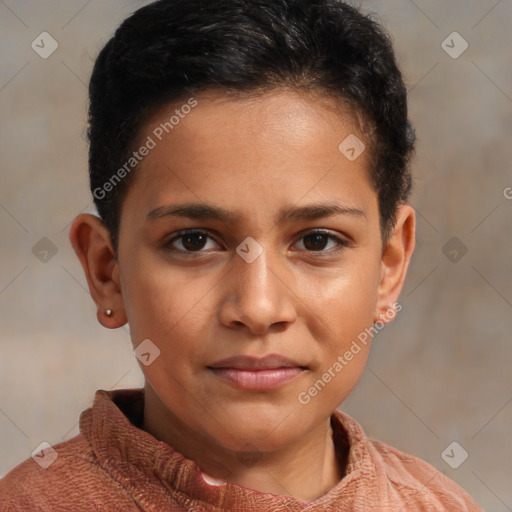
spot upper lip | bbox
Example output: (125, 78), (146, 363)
(208, 354), (307, 370)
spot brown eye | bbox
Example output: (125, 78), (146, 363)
(180, 232), (208, 251)
(294, 230), (350, 254)
(165, 230), (220, 253)
(302, 233), (330, 251)
(163, 229), (349, 256)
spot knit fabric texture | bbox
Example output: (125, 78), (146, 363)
(0, 388), (482, 511)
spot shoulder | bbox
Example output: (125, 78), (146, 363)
(0, 434), (124, 511)
(333, 410), (482, 511)
(368, 437), (482, 511)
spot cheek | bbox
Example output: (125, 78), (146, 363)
(120, 249), (211, 342)
(299, 251), (381, 328)
(121, 264), (205, 395)
(296, 255), (380, 401)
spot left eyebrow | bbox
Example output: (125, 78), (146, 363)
(146, 201), (366, 225)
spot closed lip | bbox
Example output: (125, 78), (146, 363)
(207, 354), (307, 370)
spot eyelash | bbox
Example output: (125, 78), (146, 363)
(163, 229), (351, 257)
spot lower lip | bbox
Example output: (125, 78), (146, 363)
(209, 367), (305, 391)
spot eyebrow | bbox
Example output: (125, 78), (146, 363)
(146, 201), (366, 225)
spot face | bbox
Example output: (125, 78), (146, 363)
(96, 89), (410, 453)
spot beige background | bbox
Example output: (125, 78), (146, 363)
(1, 1), (511, 509)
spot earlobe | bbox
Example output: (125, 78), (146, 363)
(68, 214), (127, 329)
(374, 204), (416, 324)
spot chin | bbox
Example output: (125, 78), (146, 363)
(205, 405), (318, 451)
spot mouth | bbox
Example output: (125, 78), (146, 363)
(207, 354), (308, 391)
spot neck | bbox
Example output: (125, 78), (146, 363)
(141, 385), (346, 502)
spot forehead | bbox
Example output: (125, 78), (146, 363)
(122, 88), (377, 227)
(150, 87), (365, 153)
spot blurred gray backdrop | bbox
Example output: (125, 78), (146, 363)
(1, 1), (511, 510)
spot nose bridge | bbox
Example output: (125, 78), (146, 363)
(235, 245), (277, 304)
(222, 240), (296, 332)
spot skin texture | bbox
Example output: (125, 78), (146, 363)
(69, 88), (415, 501)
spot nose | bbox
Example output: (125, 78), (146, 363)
(218, 248), (297, 335)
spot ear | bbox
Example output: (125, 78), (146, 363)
(68, 214), (127, 329)
(374, 204), (416, 324)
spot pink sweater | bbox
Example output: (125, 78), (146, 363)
(0, 388), (482, 511)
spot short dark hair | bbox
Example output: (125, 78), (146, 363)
(88, 0), (415, 257)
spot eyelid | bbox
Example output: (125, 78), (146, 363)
(164, 229), (224, 250)
(294, 228), (352, 244)
(291, 229), (353, 255)
(163, 228), (352, 254)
